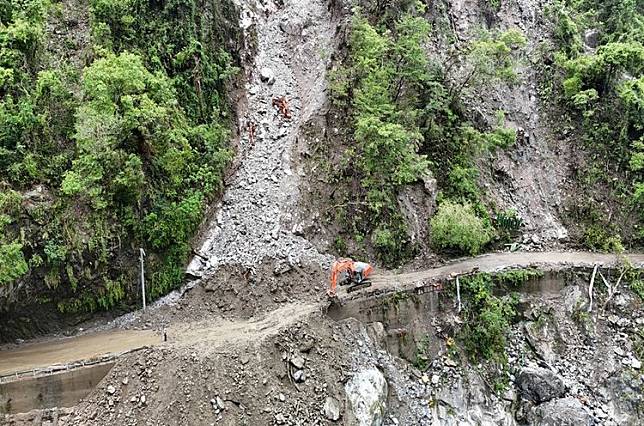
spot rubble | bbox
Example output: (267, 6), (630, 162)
(186, 0), (334, 279)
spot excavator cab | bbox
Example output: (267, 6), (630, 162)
(327, 258), (374, 297)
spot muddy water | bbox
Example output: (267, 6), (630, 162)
(0, 362), (114, 414)
(0, 329), (158, 376)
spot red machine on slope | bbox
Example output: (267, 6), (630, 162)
(327, 258), (374, 297)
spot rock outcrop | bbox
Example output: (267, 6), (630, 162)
(345, 368), (388, 426)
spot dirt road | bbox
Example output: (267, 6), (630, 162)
(0, 330), (158, 377)
(367, 251), (644, 289)
(0, 303), (319, 378)
(1, 251), (642, 378)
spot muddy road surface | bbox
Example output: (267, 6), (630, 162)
(0, 330), (158, 377)
(2, 251), (642, 379)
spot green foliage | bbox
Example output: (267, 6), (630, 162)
(583, 224), (625, 253)
(329, 6), (431, 266)
(44, 241), (67, 266)
(577, 0), (644, 44)
(414, 336), (431, 371)
(495, 209), (523, 233)
(89, 0), (238, 121)
(328, 5), (524, 263)
(0, 241), (28, 286)
(431, 200), (493, 255)
(632, 279), (644, 300)
(549, 1), (644, 241)
(462, 28), (527, 90)
(144, 193), (204, 250)
(491, 268), (544, 287)
(547, 1), (583, 56)
(459, 274), (517, 363)
(486, 0), (502, 11)
(0, 0), (237, 316)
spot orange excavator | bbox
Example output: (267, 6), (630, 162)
(327, 258), (374, 297)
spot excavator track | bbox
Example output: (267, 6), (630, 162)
(347, 280), (372, 293)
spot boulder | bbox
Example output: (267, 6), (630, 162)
(323, 396), (341, 421)
(517, 366), (565, 404)
(583, 29), (600, 49)
(530, 397), (592, 425)
(290, 354), (305, 369)
(345, 368), (388, 426)
(260, 67), (275, 84)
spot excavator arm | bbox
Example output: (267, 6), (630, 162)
(327, 258), (353, 297)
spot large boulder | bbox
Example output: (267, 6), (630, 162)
(345, 368), (388, 426)
(517, 366), (565, 404)
(529, 397), (592, 426)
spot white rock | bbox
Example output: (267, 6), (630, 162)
(431, 374), (440, 385)
(292, 369), (306, 382)
(631, 358), (641, 369)
(323, 396), (341, 421)
(444, 358), (458, 367)
(260, 67), (275, 84)
(345, 368), (387, 426)
(106, 385), (116, 395)
(290, 354), (305, 369)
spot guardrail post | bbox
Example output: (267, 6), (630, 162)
(456, 276), (462, 313)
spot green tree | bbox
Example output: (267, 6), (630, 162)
(430, 200), (493, 255)
(329, 7), (431, 265)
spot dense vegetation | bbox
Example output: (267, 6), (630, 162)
(328, 1), (524, 265)
(458, 269), (543, 362)
(546, 0), (644, 249)
(0, 0), (238, 315)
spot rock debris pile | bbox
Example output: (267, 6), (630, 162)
(188, 0), (336, 277)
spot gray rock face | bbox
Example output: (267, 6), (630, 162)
(323, 396), (341, 422)
(345, 368), (388, 426)
(584, 29), (600, 49)
(517, 366), (565, 404)
(530, 397), (592, 426)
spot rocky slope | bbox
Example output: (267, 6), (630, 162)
(187, 0), (338, 277)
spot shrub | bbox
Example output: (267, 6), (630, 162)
(459, 274), (517, 363)
(431, 201), (493, 255)
(495, 209), (523, 234)
(0, 242), (28, 286)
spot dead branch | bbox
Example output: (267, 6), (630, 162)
(587, 264), (598, 313)
(601, 270), (626, 311)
